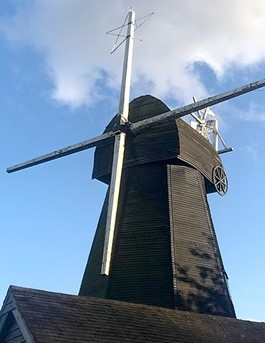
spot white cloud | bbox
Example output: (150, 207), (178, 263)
(2, 0), (265, 107)
(230, 102), (265, 124)
(243, 145), (261, 163)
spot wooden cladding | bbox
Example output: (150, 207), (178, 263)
(80, 163), (235, 317)
(79, 95), (234, 317)
(168, 165), (235, 317)
(80, 163), (175, 309)
(92, 95), (222, 193)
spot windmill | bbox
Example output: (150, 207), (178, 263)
(7, 9), (265, 317)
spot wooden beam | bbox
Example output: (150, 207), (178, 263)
(130, 78), (265, 133)
(7, 131), (114, 173)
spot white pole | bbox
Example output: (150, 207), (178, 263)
(101, 9), (135, 275)
(118, 8), (135, 122)
(213, 120), (219, 151)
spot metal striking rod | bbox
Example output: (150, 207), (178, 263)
(101, 8), (135, 276)
(6, 131), (114, 173)
(130, 78), (265, 134)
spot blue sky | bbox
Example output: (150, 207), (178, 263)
(1, 1), (265, 322)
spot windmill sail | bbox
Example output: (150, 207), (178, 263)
(7, 77), (265, 174)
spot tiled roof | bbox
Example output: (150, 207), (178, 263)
(2, 286), (265, 343)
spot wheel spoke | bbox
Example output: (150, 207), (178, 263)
(213, 165), (228, 196)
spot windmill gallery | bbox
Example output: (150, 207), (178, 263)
(1, 9), (265, 343)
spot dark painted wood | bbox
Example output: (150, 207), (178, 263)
(80, 95), (234, 316)
(92, 95), (222, 193)
(80, 162), (175, 308)
(0, 313), (26, 343)
(168, 165), (235, 316)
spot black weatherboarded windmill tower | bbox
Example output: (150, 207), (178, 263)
(79, 93), (235, 317)
(1, 9), (265, 343)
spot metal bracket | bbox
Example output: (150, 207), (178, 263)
(112, 120), (132, 135)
